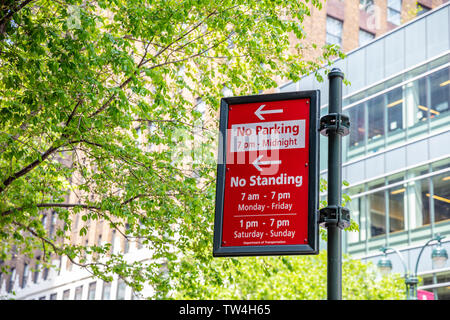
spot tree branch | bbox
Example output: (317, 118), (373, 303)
(88, 7), (223, 119)
(0, 144), (61, 194)
(0, 0), (34, 35)
(65, 99), (83, 128)
(0, 194), (156, 218)
(12, 220), (108, 270)
(87, 76), (133, 119)
(1, 97), (86, 195)
(1, 203), (101, 217)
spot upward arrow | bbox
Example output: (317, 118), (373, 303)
(254, 104), (283, 120)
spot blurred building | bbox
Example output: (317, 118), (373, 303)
(280, 2), (450, 299)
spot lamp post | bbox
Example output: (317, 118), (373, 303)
(377, 234), (448, 300)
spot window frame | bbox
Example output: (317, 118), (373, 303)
(359, 28), (375, 46)
(326, 15), (343, 47)
(387, 0), (402, 25)
(88, 281), (97, 300)
(359, 0), (374, 12)
(102, 281), (112, 300)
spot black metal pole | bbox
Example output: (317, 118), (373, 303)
(327, 68), (344, 300)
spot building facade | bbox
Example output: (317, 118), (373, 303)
(280, 2), (450, 299)
(287, 0), (445, 61)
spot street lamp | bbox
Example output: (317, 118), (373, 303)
(431, 241), (448, 268)
(377, 256), (393, 276)
(377, 234), (448, 300)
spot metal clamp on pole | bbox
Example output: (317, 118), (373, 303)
(319, 113), (350, 137)
(318, 205), (350, 229)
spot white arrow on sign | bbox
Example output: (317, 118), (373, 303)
(252, 155), (282, 172)
(254, 104), (283, 120)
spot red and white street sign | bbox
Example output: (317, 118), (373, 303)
(213, 91), (320, 257)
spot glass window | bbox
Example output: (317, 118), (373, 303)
(388, 184), (405, 233)
(369, 181), (386, 237)
(8, 268), (15, 293)
(417, 4), (430, 16)
(124, 224), (130, 254)
(386, 86), (405, 146)
(42, 267), (49, 281)
(385, 74), (403, 89)
(116, 279), (126, 300)
(22, 264), (29, 288)
(348, 91), (366, 106)
(50, 293), (57, 300)
(88, 282), (96, 300)
(347, 103), (365, 159)
(102, 282), (111, 300)
(33, 258), (40, 284)
(428, 54), (449, 71)
(388, 0), (401, 13)
(370, 189), (386, 237)
(74, 285), (83, 300)
(366, 83), (385, 98)
(49, 211), (57, 238)
(347, 49), (366, 94)
(347, 185), (366, 243)
(367, 95), (385, 150)
(387, 0), (402, 25)
(326, 16), (343, 46)
(409, 177), (431, 228)
(359, 29), (375, 46)
(431, 171), (450, 224)
(349, 197), (363, 243)
(404, 64), (427, 81)
(432, 158), (450, 172)
(429, 67), (449, 132)
(41, 214), (47, 229)
(387, 87), (403, 132)
(63, 289), (70, 300)
(110, 230), (116, 254)
(359, 0), (374, 11)
(404, 77), (428, 138)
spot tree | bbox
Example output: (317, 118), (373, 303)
(0, 0), (343, 296)
(165, 178), (401, 300)
(171, 251), (405, 300)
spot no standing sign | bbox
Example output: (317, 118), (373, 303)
(213, 91), (320, 257)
